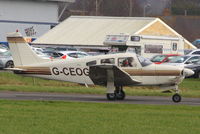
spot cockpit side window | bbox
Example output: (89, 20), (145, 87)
(101, 58), (115, 64)
(118, 57), (137, 67)
(86, 60), (97, 66)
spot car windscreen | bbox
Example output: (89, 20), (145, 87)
(0, 51), (11, 57)
(168, 56), (189, 63)
(151, 55), (167, 62)
(137, 55), (152, 67)
(77, 53), (88, 58)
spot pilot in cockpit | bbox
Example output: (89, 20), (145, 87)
(122, 57), (137, 67)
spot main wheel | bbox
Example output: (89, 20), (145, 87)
(115, 88), (125, 100)
(172, 93), (181, 103)
(106, 93), (116, 100)
(5, 61), (14, 68)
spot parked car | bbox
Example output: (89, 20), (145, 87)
(35, 51), (51, 59)
(0, 44), (9, 51)
(55, 47), (77, 51)
(150, 54), (180, 64)
(185, 61), (200, 78)
(43, 51), (89, 59)
(165, 55), (200, 67)
(0, 48), (7, 53)
(57, 51), (89, 59)
(0, 50), (14, 69)
(186, 49), (200, 55)
(43, 50), (63, 58)
(31, 46), (44, 53)
(31, 46), (51, 59)
(43, 47), (78, 52)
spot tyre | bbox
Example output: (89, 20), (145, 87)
(106, 93), (116, 100)
(115, 90), (125, 100)
(172, 93), (181, 103)
(5, 61), (14, 68)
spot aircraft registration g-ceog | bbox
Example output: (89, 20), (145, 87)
(6, 32), (194, 103)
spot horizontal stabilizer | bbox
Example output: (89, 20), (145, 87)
(4, 68), (26, 71)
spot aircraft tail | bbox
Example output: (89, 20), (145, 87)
(7, 32), (49, 66)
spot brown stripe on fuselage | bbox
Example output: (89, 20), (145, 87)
(155, 70), (181, 76)
(7, 37), (26, 43)
(123, 69), (181, 76)
(14, 67), (51, 75)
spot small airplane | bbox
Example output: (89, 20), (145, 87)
(6, 32), (194, 103)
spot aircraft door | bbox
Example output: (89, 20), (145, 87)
(118, 57), (142, 82)
(137, 56), (156, 85)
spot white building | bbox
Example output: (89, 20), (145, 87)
(0, 0), (75, 45)
(33, 16), (196, 57)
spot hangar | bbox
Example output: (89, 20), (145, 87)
(33, 16), (196, 55)
(0, 0), (75, 45)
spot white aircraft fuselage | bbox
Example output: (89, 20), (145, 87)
(14, 53), (186, 87)
(6, 32), (194, 102)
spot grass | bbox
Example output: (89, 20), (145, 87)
(0, 72), (199, 134)
(0, 100), (199, 134)
(0, 71), (200, 97)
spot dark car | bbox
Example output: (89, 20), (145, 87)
(185, 61), (200, 78)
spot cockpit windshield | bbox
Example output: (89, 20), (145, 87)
(137, 55), (152, 67)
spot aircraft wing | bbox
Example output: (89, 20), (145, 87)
(89, 64), (141, 86)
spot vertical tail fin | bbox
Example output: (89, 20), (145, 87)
(7, 32), (49, 66)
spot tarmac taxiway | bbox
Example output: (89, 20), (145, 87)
(0, 91), (199, 106)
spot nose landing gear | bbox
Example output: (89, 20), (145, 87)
(172, 85), (182, 103)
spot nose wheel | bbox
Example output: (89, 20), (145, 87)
(171, 85), (181, 103)
(172, 93), (181, 103)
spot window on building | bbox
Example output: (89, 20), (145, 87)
(144, 44), (163, 53)
(172, 43), (178, 51)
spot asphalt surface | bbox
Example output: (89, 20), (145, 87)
(0, 91), (199, 106)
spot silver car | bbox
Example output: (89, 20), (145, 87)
(0, 50), (14, 69)
(164, 55), (200, 67)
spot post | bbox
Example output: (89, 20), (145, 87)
(129, 0), (133, 16)
(96, 0), (98, 16)
(143, 4), (151, 17)
(184, 10), (187, 16)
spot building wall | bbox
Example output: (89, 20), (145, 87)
(0, 0), (58, 22)
(0, 0), (59, 43)
(139, 21), (177, 37)
(138, 20), (195, 49)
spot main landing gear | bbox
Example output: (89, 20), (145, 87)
(107, 86), (126, 100)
